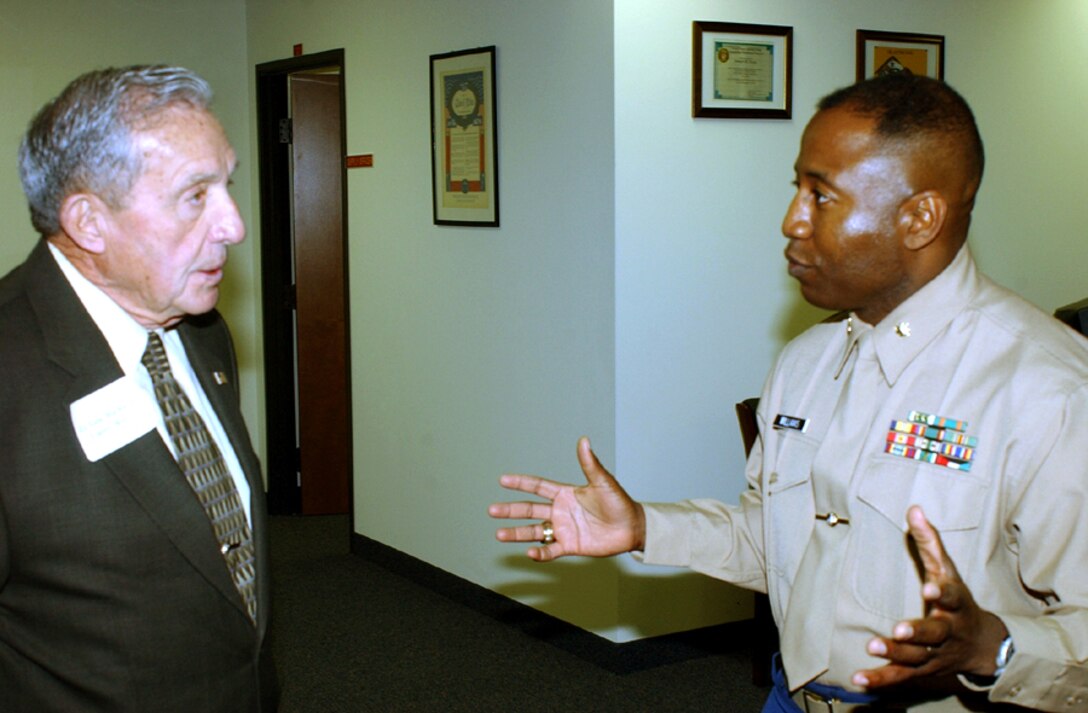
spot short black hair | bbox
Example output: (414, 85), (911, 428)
(818, 73), (984, 186)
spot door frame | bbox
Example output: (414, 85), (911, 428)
(255, 49), (352, 516)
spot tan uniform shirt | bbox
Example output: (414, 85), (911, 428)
(641, 246), (1088, 712)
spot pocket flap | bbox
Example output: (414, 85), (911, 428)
(857, 457), (986, 532)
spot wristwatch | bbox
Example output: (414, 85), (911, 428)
(993, 634), (1016, 678)
(964, 634), (1015, 687)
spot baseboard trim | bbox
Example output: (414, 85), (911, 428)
(350, 532), (756, 674)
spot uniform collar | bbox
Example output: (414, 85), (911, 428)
(836, 243), (978, 386)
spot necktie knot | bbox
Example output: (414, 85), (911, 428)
(142, 331), (170, 379)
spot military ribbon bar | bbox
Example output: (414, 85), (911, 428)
(885, 410), (977, 472)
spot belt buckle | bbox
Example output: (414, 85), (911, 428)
(802, 689), (844, 713)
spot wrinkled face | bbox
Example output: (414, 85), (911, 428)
(97, 106), (244, 328)
(781, 107), (916, 325)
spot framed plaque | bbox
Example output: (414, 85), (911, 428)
(692, 21), (792, 119)
(430, 45), (499, 226)
(856, 30), (944, 81)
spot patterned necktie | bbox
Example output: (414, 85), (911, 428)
(142, 331), (257, 625)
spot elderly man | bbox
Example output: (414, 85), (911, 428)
(0, 66), (276, 711)
(491, 74), (1088, 712)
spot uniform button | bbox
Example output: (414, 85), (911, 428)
(816, 512), (849, 526)
(1009, 685), (1021, 697)
(1067, 695), (1084, 707)
(768, 472), (778, 485)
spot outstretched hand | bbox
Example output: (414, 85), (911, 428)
(488, 437), (645, 562)
(853, 505), (1007, 689)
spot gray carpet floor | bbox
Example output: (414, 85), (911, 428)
(270, 514), (769, 712)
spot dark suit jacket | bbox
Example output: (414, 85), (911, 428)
(0, 242), (277, 712)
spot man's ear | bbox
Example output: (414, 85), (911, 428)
(899, 191), (947, 251)
(58, 193), (110, 255)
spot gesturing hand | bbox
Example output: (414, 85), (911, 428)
(853, 505), (1008, 689)
(488, 437), (645, 562)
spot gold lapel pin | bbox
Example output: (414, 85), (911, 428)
(213, 371), (229, 385)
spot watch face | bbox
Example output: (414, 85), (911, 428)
(996, 635), (1015, 670)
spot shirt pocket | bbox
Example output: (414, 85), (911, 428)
(851, 454), (987, 619)
(764, 432), (819, 610)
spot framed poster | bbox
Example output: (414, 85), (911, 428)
(430, 45), (499, 226)
(856, 30), (944, 81)
(692, 21), (792, 119)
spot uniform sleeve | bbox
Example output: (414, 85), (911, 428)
(988, 384), (1088, 711)
(637, 436), (768, 593)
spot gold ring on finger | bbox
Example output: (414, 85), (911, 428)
(540, 520), (556, 545)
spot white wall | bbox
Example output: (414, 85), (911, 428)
(245, 0), (623, 633)
(956, 0), (1088, 302)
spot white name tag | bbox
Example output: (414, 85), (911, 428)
(70, 376), (159, 462)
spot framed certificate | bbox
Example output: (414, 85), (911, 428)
(692, 21), (792, 119)
(430, 45), (499, 226)
(856, 30), (944, 82)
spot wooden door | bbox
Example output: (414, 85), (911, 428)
(289, 72), (351, 514)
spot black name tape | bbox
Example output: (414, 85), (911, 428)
(773, 414), (808, 432)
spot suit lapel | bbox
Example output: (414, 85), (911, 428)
(178, 322), (264, 507)
(24, 243), (251, 621)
